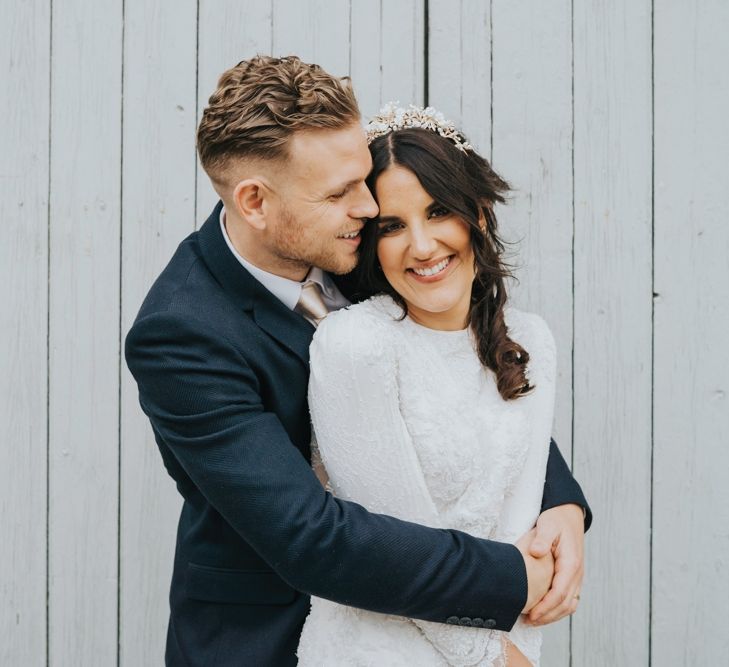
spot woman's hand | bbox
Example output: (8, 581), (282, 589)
(515, 528), (555, 613)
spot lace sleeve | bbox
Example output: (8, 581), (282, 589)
(308, 307), (440, 527)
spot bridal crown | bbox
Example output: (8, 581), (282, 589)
(365, 102), (473, 153)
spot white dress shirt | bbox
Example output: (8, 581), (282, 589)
(219, 208), (350, 317)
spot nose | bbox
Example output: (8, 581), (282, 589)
(409, 222), (438, 260)
(350, 182), (379, 220)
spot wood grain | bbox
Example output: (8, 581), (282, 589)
(380, 0), (425, 109)
(571, 1), (653, 664)
(652, 1), (729, 663)
(429, 0), (490, 154)
(272, 0), (350, 76)
(0, 1), (50, 664)
(118, 1), (197, 664)
(48, 0), (122, 663)
(491, 2), (574, 663)
(3, 1), (728, 663)
(351, 0), (425, 119)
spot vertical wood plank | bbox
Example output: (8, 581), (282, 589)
(48, 0), (122, 663)
(491, 0), (573, 475)
(653, 1), (729, 663)
(272, 0), (351, 77)
(351, 0), (425, 119)
(379, 0), (425, 110)
(119, 1), (197, 664)
(428, 0), (490, 154)
(0, 2), (724, 665)
(572, 1), (653, 664)
(0, 1), (50, 664)
(196, 0), (274, 222)
(491, 2), (574, 664)
(348, 0), (382, 119)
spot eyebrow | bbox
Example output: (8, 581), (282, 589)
(376, 200), (440, 223)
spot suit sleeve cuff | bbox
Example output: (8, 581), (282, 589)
(492, 542), (528, 631)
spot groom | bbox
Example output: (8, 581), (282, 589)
(126, 55), (591, 666)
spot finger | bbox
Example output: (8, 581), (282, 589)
(528, 537), (552, 558)
(527, 560), (581, 622)
(527, 583), (568, 623)
(515, 527), (537, 551)
(529, 586), (581, 626)
(529, 523), (558, 558)
(527, 570), (582, 626)
(529, 574), (583, 625)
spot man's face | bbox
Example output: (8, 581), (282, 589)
(264, 123), (379, 277)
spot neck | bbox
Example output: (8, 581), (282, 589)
(224, 212), (310, 282)
(406, 305), (470, 331)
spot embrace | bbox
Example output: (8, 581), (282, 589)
(126, 56), (591, 666)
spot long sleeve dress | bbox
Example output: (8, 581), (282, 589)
(296, 295), (557, 666)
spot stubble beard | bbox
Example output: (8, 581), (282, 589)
(271, 204), (358, 276)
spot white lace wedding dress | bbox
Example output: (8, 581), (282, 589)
(296, 295), (556, 666)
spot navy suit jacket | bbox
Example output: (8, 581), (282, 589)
(125, 202), (591, 666)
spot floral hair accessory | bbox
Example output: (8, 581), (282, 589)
(365, 102), (473, 153)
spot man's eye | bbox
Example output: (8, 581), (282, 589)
(329, 190), (347, 200)
(429, 206), (450, 219)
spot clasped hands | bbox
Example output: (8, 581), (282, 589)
(516, 503), (585, 626)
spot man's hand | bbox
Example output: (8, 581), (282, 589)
(515, 529), (555, 613)
(525, 503), (584, 625)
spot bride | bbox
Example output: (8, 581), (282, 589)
(297, 105), (559, 666)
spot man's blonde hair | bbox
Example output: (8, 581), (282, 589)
(197, 55), (361, 186)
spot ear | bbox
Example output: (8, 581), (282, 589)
(479, 200), (495, 231)
(232, 178), (269, 231)
(478, 211), (487, 232)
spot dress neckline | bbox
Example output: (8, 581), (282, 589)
(366, 294), (474, 350)
(403, 314), (471, 337)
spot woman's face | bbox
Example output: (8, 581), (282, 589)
(374, 165), (476, 331)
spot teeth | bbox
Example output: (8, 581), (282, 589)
(339, 230), (359, 239)
(412, 257), (451, 277)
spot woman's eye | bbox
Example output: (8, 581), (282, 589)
(429, 206), (450, 219)
(378, 221), (403, 235)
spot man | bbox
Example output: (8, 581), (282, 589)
(126, 55), (590, 666)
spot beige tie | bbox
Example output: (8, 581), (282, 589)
(296, 280), (329, 326)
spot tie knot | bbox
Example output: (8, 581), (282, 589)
(296, 280), (329, 326)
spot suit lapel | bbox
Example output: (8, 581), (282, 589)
(197, 202), (315, 366)
(251, 296), (315, 365)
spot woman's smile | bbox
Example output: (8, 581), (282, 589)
(407, 254), (456, 281)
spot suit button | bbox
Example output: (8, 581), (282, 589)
(471, 617), (484, 628)
(446, 616), (460, 625)
(484, 618), (497, 629)
(459, 617), (473, 626)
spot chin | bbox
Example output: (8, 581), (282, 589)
(319, 255), (358, 275)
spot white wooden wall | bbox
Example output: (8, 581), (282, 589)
(2, 1), (728, 665)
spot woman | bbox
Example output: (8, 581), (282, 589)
(297, 105), (557, 666)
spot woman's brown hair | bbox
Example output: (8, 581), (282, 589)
(357, 128), (532, 401)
